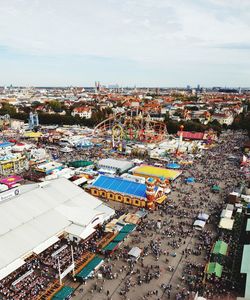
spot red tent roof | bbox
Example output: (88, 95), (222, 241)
(177, 131), (204, 140)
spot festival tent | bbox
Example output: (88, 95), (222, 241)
(219, 218), (234, 230)
(246, 219), (250, 232)
(113, 232), (129, 242)
(67, 160), (93, 168)
(120, 224), (136, 233)
(75, 139), (93, 148)
(75, 255), (103, 280)
(220, 209), (233, 219)
(0, 178), (114, 280)
(225, 204), (234, 211)
(185, 177), (195, 183)
(193, 220), (206, 230)
(198, 213), (209, 221)
(212, 240), (228, 256)
(128, 247), (142, 260)
(212, 185), (221, 192)
(52, 286), (74, 300)
(207, 262), (223, 278)
(23, 132), (42, 139)
(102, 241), (120, 252)
(241, 245), (250, 299)
(166, 163), (180, 169)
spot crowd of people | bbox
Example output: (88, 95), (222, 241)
(0, 227), (111, 300)
(73, 130), (248, 300)
(0, 129), (248, 300)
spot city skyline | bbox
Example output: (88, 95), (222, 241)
(0, 0), (250, 86)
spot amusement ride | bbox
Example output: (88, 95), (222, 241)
(94, 111), (167, 150)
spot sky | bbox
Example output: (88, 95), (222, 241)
(0, 0), (250, 87)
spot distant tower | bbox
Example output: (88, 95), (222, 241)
(179, 124), (184, 144)
(29, 112), (39, 130)
(158, 176), (168, 193)
(176, 125), (184, 155)
(146, 177), (156, 210)
(95, 81), (100, 93)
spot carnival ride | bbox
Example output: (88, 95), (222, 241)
(94, 111), (167, 146)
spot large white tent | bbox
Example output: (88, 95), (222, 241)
(0, 178), (115, 280)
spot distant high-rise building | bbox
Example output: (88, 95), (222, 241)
(29, 112), (39, 130)
(95, 81), (101, 93)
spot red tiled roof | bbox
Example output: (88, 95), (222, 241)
(73, 107), (91, 112)
(177, 131), (204, 140)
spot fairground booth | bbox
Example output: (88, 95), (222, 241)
(131, 165), (182, 181)
(88, 174), (168, 210)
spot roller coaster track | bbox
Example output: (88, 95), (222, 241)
(93, 110), (167, 143)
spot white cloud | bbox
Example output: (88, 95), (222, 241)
(0, 0), (250, 85)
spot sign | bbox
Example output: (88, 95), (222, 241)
(0, 188), (20, 203)
(60, 263), (75, 280)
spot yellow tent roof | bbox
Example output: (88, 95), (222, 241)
(133, 165), (181, 180)
(23, 132), (42, 138)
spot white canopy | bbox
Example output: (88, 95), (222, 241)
(0, 258), (25, 281)
(219, 218), (234, 230)
(220, 209), (233, 219)
(33, 236), (60, 255)
(128, 247), (142, 259)
(193, 220), (206, 229)
(65, 224), (96, 240)
(198, 213), (209, 221)
(72, 177), (87, 186)
(0, 178), (115, 278)
(225, 204), (234, 211)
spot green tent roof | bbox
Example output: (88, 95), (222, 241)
(207, 262), (223, 278)
(68, 160), (93, 168)
(212, 240), (228, 255)
(241, 245), (250, 298)
(113, 232), (129, 242)
(246, 219), (250, 232)
(241, 245), (250, 274)
(76, 256), (103, 279)
(103, 241), (120, 251)
(121, 224), (136, 233)
(212, 185), (221, 191)
(52, 286), (74, 300)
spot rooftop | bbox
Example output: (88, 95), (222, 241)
(92, 175), (148, 198)
(133, 165), (181, 180)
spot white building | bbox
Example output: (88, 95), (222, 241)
(71, 107), (92, 119)
(0, 178), (114, 280)
(97, 158), (134, 174)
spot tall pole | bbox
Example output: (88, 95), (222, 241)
(71, 245), (75, 277)
(57, 258), (62, 285)
(176, 125), (184, 155)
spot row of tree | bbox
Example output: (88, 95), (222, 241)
(0, 103), (112, 128)
(1, 101), (249, 137)
(164, 114), (223, 134)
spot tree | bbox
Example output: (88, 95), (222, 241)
(0, 103), (16, 115)
(48, 100), (62, 113)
